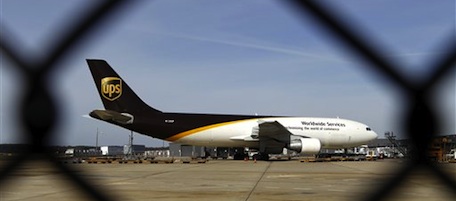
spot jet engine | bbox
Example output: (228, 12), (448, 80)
(288, 137), (321, 154)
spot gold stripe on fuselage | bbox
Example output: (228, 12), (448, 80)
(165, 119), (255, 141)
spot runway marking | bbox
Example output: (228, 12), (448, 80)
(0, 191), (22, 195)
(293, 187), (312, 191)
(328, 189), (346, 192)
(109, 182), (137, 185)
(268, 174), (304, 178)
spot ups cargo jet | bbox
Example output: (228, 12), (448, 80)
(87, 59), (378, 158)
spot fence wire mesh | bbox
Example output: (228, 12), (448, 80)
(0, 1), (455, 201)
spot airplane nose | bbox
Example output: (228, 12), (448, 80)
(370, 131), (378, 140)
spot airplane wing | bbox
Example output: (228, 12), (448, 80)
(229, 120), (292, 142)
(230, 120), (318, 155)
(257, 120), (292, 154)
(257, 121), (292, 142)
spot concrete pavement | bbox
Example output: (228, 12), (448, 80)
(1, 159), (454, 201)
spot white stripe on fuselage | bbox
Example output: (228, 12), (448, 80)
(172, 117), (376, 149)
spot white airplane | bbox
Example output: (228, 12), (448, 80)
(87, 59), (378, 159)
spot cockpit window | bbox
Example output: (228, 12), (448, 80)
(366, 127), (372, 131)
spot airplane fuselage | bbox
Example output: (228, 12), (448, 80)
(164, 116), (376, 149)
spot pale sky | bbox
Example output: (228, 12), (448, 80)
(0, 0), (455, 147)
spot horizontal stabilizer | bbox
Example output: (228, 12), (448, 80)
(230, 135), (259, 142)
(90, 109), (134, 125)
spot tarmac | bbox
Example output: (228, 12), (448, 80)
(0, 159), (455, 201)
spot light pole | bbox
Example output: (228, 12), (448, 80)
(96, 128), (99, 150)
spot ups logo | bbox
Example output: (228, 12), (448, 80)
(101, 77), (122, 101)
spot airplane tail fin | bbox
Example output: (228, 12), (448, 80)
(87, 59), (161, 116)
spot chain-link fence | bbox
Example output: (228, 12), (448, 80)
(0, 1), (455, 201)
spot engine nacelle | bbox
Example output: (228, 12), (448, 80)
(288, 138), (321, 154)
